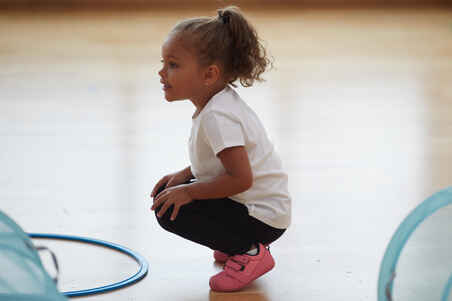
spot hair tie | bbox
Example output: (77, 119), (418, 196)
(218, 11), (230, 24)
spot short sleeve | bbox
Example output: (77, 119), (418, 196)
(200, 111), (245, 155)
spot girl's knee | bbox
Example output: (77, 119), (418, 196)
(154, 206), (175, 230)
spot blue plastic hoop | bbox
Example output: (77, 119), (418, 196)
(377, 186), (452, 301)
(28, 233), (149, 297)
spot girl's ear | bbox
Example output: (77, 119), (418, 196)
(203, 64), (221, 86)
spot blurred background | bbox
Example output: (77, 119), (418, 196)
(1, 0), (451, 301)
(0, 0), (451, 8)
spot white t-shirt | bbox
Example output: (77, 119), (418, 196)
(189, 86), (291, 229)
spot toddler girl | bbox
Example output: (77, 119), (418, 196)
(151, 6), (291, 292)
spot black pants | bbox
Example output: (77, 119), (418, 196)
(153, 184), (286, 255)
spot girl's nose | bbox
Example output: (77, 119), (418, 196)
(158, 67), (165, 78)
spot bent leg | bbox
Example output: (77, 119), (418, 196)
(153, 193), (285, 255)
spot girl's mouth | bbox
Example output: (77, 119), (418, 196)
(160, 79), (172, 91)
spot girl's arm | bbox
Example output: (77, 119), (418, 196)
(151, 165), (194, 198)
(151, 146), (252, 220)
(180, 165), (195, 181)
(186, 146), (253, 199)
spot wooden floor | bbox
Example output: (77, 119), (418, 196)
(1, 6), (452, 301)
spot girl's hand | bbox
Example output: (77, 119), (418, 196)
(151, 185), (193, 221)
(151, 168), (191, 198)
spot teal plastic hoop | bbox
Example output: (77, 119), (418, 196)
(442, 274), (452, 301)
(28, 233), (149, 297)
(378, 186), (452, 301)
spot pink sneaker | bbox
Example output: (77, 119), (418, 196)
(209, 243), (275, 292)
(213, 250), (230, 263)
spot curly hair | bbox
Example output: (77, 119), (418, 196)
(170, 6), (273, 88)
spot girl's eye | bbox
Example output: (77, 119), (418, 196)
(160, 60), (178, 68)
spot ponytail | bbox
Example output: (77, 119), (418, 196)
(171, 6), (272, 87)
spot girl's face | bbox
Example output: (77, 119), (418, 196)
(158, 34), (206, 102)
